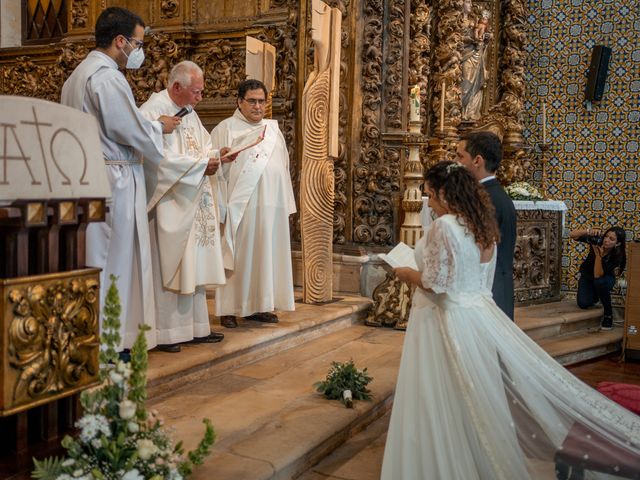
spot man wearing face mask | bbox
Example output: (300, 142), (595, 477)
(61, 7), (180, 358)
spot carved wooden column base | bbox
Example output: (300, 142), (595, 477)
(365, 272), (413, 330)
(427, 127), (456, 167)
(368, 113), (427, 330)
(400, 125), (427, 247)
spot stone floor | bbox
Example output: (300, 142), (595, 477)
(145, 296), (625, 480)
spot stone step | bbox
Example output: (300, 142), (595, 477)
(146, 294), (372, 400)
(150, 324), (404, 480)
(515, 300), (604, 340)
(298, 410), (390, 480)
(147, 298), (621, 480)
(537, 327), (624, 365)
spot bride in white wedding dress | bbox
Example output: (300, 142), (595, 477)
(381, 161), (640, 480)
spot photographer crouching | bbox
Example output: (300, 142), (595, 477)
(570, 226), (626, 330)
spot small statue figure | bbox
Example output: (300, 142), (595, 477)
(461, 1), (492, 121)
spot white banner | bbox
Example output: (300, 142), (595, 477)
(0, 95), (111, 203)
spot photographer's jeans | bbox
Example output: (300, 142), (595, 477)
(577, 273), (615, 317)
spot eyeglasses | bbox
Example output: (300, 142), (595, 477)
(242, 98), (266, 106)
(126, 37), (144, 49)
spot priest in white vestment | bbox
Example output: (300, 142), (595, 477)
(140, 61), (230, 352)
(210, 79), (296, 328)
(60, 7), (180, 355)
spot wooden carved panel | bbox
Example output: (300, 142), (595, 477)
(194, 0), (259, 23)
(160, 0), (180, 19)
(409, 0), (431, 135)
(193, 39), (245, 100)
(71, 0), (91, 29)
(1, 269), (101, 416)
(430, 0), (463, 134)
(1, 43), (89, 102)
(354, 0), (404, 246)
(322, 0), (351, 246)
(513, 209), (563, 305)
(126, 32), (182, 103)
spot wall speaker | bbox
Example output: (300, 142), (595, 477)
(585, 45), (612, 102)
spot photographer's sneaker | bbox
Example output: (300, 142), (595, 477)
(600, 315), (613, 331)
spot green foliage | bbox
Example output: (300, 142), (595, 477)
(178, 419), (216, 476)
(31, 457), (63, 479)
(129, 323), (149, 421)
(32, 276), (214, 480)
(314, 360), (373, 408)
(99, 274), (121, 377)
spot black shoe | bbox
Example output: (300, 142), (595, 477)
(156, 343), (182, 353)
(187, 332), (224, 344)
(221, 315), (238, 328)
(245, 312), (279, 323)
(118, 349), (131, 363)
(600, 315), (613, 331)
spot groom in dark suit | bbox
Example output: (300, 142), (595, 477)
(457, 131), (517, 320)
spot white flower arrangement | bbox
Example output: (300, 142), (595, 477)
(505, 181), (544, 201)
(32, 276), (215, 480)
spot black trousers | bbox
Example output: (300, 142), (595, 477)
(577, 273), (615, 317)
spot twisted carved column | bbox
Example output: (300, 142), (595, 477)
(300, 0), (342, 303)
(476, 0), (530, 183)
(428, 0), (463, 164)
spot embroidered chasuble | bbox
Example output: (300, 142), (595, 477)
(141, 90), (226, 344)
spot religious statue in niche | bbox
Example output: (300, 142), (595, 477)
(461, 0), (492, 121)
(300, 0), (341, 303)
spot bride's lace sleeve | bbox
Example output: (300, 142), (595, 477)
(420, 218), (457, 293)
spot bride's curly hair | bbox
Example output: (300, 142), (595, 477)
(424, 161), (500, 249)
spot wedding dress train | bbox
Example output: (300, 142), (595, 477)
(381, 214), (640, 480)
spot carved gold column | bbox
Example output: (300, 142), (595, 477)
(400, 86), (426, 247)
(366, 85), (427, 331)
(300, 0), (341, 303)
(475, 0), (530, 184)
(428, 0), (463, 164)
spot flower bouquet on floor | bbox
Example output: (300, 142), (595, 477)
(314, 360), (373, 409)
(505, 181), (544, 201)
(32, 276), (215, 480)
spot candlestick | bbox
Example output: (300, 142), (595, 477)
(440, 80), (446, 132)
(542, 102), (547, 144)
(410, 84), (421, 122)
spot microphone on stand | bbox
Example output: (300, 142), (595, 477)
(175, 104), (193, 118)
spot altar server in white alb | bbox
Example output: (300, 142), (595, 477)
(61, 7), (180, 355)
(140, 61), (232, 352)
(210, 79), (296, 328)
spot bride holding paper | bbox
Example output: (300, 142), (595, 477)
(381, 161), (640, 479)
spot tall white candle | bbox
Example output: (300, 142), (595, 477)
(542, 102), (547, 143)
(410, 84), (421, 122)
(440, 80), (446, 132)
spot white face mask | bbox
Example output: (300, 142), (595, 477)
(123, 40), (145, 69)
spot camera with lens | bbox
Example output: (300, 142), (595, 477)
(585, 234), (603, 246)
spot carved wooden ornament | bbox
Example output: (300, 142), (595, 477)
(300, 0), (341, 303)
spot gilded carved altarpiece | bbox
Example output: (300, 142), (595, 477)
(0, 0), (536, 321)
